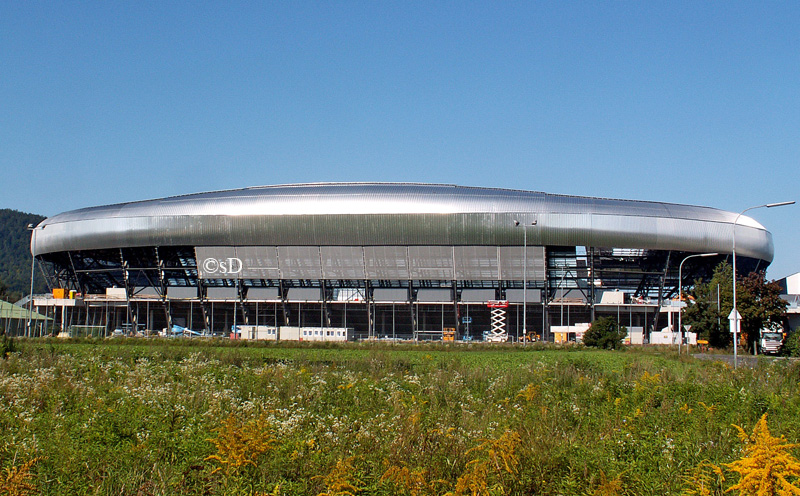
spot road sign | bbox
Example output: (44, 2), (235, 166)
(728, 309), (741, 334)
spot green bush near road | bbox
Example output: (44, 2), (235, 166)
(0, 339), (798, 495)
(782, 329), (800, 357)
(583, 316), (627, 350)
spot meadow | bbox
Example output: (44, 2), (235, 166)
(0, 338), (798, 495)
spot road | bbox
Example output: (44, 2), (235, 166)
(692, 353), (798, 367)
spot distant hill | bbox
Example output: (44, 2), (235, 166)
(0, 209), (47, 301)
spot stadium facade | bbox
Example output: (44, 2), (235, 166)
(28, 183), (774, 341)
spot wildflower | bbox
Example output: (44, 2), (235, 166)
(316, 456), (363, 496)
(698, 402), (717, 415)
(516, 383), (540, 402)
(381, 463), (446, 496)
(483, 432), (521, 475)
(634, 371), (661, 390)
(591, 470), (624, 496)
(205, 414), (276, 476)
(682, 460), (724, 496)
(0, 457), (40, 496)
(448, 461), (492, 496)
(446, 430), (522, 495)
(726, 414), (800, 495)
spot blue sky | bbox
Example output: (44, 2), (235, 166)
(2, 2), (798, 278)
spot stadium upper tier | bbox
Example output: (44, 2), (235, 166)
(32, 183), (773, 263)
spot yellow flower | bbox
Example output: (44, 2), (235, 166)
(516, 383), (540, 402)
(205, 414), (276, 476)
(0, 457), (40, 496)
(726, 414), (800, 495)
(316, 457), (362, 496)
(698, 402), (717, 415)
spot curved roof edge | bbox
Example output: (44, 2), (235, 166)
(32, 183), (774, 263)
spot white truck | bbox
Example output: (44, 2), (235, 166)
(758, 329), (784, 355)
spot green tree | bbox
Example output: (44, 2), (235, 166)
(0, 209), (47, 301)
(737, 271), (788, 351)
(0, 277), (9, 302)
(583, 316), (627, 349)
(683, 263), (732, 348)
(684, 262), (787, 351)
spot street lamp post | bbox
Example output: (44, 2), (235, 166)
(732, 201), (794, 368)
(26, 224), (36, 338)
(514, 219), (537, 345)
(677, 252), (718, 355)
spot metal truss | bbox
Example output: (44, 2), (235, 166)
(38, 244), (763, 307)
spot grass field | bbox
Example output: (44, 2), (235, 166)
(0, 338), (799, 495)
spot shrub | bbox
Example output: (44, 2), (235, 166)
(0, 335), (16, 359)
(781, 329), (800, 357)
(583, 317), (627, 350)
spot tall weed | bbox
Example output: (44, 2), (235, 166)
(0, 340), (798, 494)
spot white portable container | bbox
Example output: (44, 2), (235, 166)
(237, 325), (278, 341)
(278, 326), (351, 342)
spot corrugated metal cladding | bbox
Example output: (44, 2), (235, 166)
(33, 183), (774, 263)
(206, 287), (238, 300)
(195, 245), (547, 281)
(133, 286), (160, 297)
(461, 289), (497, 303)
(416, 289), (453, 303)
(506, 289), (543, 303)
(373, 288), (409, 303)
(287, 288), (323, 302)
(166, 287), (197, 299)
(278, 246), (323, 280)
(321, 246), (366, 280)
(246, 287), (280, 300)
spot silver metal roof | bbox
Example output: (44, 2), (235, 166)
(31, 183), (773, 262)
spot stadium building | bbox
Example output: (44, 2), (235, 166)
(28, 183), (773, 341)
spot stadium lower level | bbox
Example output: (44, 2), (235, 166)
(27, 244), (760, 342)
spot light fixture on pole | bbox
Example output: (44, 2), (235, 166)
(731, 201), (794, 368)
(26, 224), (36, 338)
(514, 219), (537, 345)
(677, 252), (717, 355)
